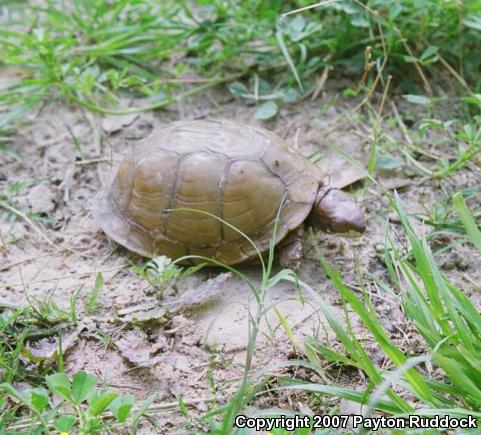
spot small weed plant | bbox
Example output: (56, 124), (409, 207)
(131, 255), (204, 298)
(0, 295), (73, 386)
(0, 286), (155, 433)
(1, 370), (154, 433)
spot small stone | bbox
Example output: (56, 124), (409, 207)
(170, 315), (189, 330)
(102, 113), (139, 134)
(388, 212), (401, 223)
(181, 334), (199, 346)
(339, 398), (362, 415)
(27, 184), (57, 213)
(196, 401), (208, 412)
(116, 294), (132, 307)
(150, 336), (168, 355)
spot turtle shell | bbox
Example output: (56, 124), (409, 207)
(96, 119), (326, 265)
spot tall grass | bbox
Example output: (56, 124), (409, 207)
(270, 192), (481, 428)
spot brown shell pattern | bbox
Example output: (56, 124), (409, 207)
(96, 119), (326, 265)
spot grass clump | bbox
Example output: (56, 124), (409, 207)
(273, 192), (481, 426)
(1, 370), (154, 433)
(187, 189), (480, 433)
(0, 298), (73, 386)
(402, 116), (481, 179)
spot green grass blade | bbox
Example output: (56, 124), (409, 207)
(284, 274), (412, 413)
(453, 192), (481, 252)
(280, 382), (403, 414)
(434, 355), (481, 403)
(321, 258), (434, 406)
(275, 29), (303, 92)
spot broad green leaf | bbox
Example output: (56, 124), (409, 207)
(463, 18), (481, 31)
(46, 373), (72, 401)
(351, 14), (369, 27)
(1, 383), (29, 405)
(420, 45), (438, 61)
(109, 394), (136, 422)
(282, 88), (300, 103)
(256, 77), (272, 95)
(254, 101), (278, 120)
(376, 154), (405, 170)
(30, 388), (49, 411)
(54, 414), (76, 432)
(228, 82), (248, 97)
(403, 55), (418, 63)
(72, 371), (97, 404)
(288, 14), (306, 33)
(389, 3), (402, 19)
(89, 391), (118, 415)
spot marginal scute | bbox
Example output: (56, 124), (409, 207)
(154, 238), (188, 260)
(111, 160), (135, 211)
(126, 223), (155, 256)
(188, 245), (219, 264)
(278, 201), (312, 231)
(96, 119), (326, 265)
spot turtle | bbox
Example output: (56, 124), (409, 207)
(95, 119), (365, 267)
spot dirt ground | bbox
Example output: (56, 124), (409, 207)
(1, 79), (480, 432)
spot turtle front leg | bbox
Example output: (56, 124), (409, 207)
(278, 225), (305, 269)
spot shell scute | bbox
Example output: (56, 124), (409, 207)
(221, 160), (286, 242)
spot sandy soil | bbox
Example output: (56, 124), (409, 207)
(1, 79), (480, 432)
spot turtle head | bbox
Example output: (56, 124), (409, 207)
(311, 185), (366, 234)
